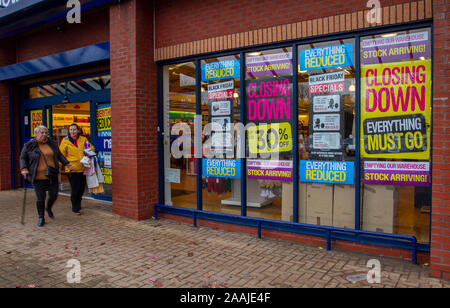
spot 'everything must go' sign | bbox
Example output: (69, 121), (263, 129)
(360, 60), (431, 160)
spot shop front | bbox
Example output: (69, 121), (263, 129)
(20, 73), (112, 201)
(157, 24), (434, 262)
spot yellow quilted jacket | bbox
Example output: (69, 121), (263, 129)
(59, 136), (95, 173)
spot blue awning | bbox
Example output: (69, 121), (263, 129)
(0, 41), (110, 81)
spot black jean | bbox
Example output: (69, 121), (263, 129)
(33, 179), (59, 219)
(67, 173), (86, 213)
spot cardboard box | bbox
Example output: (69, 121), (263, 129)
(362, 185), (398, 233)
(333, 184), (355, 229)
(306, 183), (333, 226)
(281, 182), (307, 223)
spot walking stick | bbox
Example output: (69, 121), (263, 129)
(21, 176), (28, 225)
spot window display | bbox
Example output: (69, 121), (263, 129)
(360, 28), (431, 242)
(297, 39), (356, 228)
(245, 47), (294, 221)
(201, 55), (242, 215)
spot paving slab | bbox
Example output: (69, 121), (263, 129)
(0, 189), (448, 288)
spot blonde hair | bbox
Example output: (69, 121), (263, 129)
(34, 125), (48, 135)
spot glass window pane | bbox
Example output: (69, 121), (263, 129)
(163, 62), (197, 209)
(245, 47), (294, 221)
(201, 55), (242, 215)
(297, 39), (356, 228)
(360, 28), (431, 243)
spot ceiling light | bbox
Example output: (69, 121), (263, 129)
(248, 51), (262, 56)
(381, 33), (397, 38)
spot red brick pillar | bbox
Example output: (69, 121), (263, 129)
(430, 0), (450, 279)
(0, 39), (15, 190)
(109, 0), (158, 220)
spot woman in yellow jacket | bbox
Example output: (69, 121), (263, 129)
(60, 123), (95, 215)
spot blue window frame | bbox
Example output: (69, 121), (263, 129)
(157, 20), (434, 259)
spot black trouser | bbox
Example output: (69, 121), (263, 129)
(67, 173), (86, 213)
(33, 180), (59, 219)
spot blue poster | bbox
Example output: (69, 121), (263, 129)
(202, 158), (241, 178)
(300, 160), (354, 185)
(95, 137), (112, 152)
(201, 59), (240, 81)
(299, 43), (354, 71)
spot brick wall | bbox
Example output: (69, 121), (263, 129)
(109, 0), (158, 220)
(0, 39), (15, 190)
(430, 0), (450, 280)
(155, 0), (415, 48)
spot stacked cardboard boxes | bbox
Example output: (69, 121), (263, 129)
(333, 185), (355, 229)
(362, 185), (399, 234)
(281, 182), (307, 223)
(305, 183), (333, 226)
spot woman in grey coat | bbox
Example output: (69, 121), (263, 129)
(20, 125), (73, 227)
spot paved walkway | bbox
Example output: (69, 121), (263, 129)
(0, 189), (448, 288)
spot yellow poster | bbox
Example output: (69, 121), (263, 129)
(96, 107), (111, 132)
(30, 110), (43, 137)
(247, 122), (292, 154)
(360, 60), (431, 159)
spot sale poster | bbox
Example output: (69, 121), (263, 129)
(246, 77), (293, 155)
(364, 161), (430, 187)
(246, 52), (292, 78)
(247, 159), (293, 182)
(360, 60), (431, 159)
(361, 31), (429, 65)
(30, 110), (42, 137)
(299, 43), (353, 71)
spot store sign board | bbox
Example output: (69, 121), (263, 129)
(360, 60), (431, 159)
(364, 161), (430, 187)
(201, 60), (240, 82)
(361, 32), (429, 65)
(247, 159), (293, 182)
(0, 0), (44, 19)
(202, 158), (241, 179)
(299, 43), (353, 71)
(300, 160), (354, 185)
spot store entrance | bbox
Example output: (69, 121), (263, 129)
(50, 101), (91, 195)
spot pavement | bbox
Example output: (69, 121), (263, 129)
(0, 189), (448, 289)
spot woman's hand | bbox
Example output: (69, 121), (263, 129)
(21, 169), (29, 178)
(67, 164), (75, 172)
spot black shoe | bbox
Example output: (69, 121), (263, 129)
(37, 218), (45, 227)
(46, 208), (54, 219)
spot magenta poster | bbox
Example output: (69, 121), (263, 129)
(364, 161), (430, 187)
(246, 52), (292, 78)
(247, 160), (293, 182)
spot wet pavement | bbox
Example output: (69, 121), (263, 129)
(0, 189), (448, 288)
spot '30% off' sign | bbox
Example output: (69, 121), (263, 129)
(247, 122), (293, 154)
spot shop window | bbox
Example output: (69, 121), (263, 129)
(163, 62), (197, 208)
(360, 28), (431, 243)
(201, 55), (242, 214)
(297, 39), (356, 227)
(245, 47), (294, 221)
